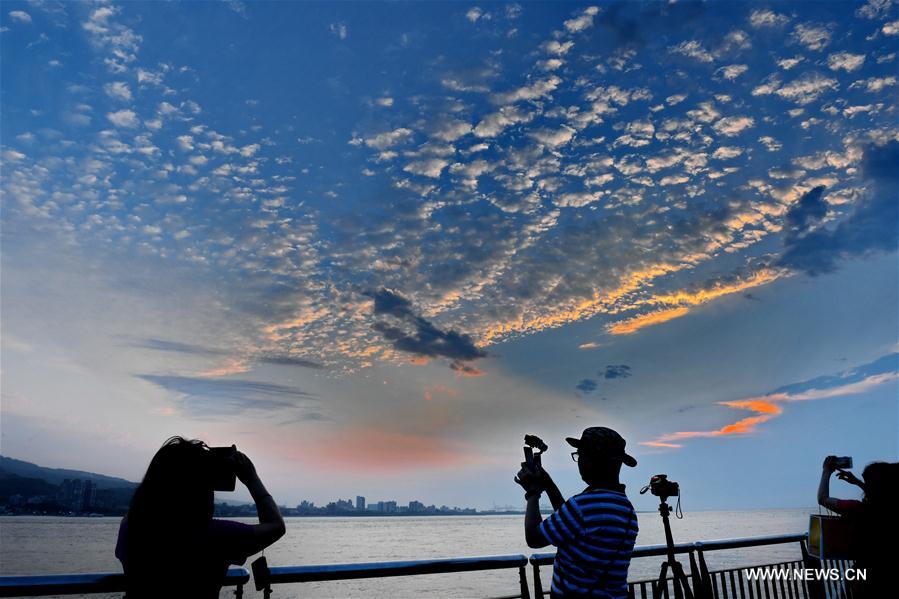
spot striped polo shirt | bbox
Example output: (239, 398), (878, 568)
(539, 486), (638, 598)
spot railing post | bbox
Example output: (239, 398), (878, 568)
(519, 564), (531, 599)
(532, 560), (545, 599)
(688, 550), (703, 599)
(694, 544), (713, 599)
(800, 538), (825, 599)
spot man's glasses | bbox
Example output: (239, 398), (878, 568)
(571, 451), (579, 462)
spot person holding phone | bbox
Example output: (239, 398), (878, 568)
(817, 456), (898, 598)
(115, 436), (286, 598)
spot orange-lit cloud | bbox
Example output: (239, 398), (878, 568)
(480, 262), (687, 344)
(578, 342), (601, 350)
(607, 268), (781, 335)
(641, 373), (895, 450)
(424, 385), (459, 402)
(453, 364), (486, 377)
(650, 269), (781, 307)
(607, 307), (690, 335)
(262, 307), (329, 342)
(298, 427), (477, 472)
(720, 399), (783, 414)
(196, 357), (251, 377)
(643, 400), (782, 445)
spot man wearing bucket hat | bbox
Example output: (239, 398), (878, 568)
(515, 427), (639, 599)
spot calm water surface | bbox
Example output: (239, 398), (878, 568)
(1, 509), (815, 598)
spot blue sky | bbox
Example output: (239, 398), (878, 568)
(1, 1), (897, 511)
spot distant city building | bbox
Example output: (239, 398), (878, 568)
(55, 478), (96, 511)
(81, 480), (94, 511)
(280, 496), (477, 517)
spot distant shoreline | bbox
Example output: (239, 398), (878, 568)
(0, 507), (818, 519)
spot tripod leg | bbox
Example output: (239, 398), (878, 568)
(655, 562), (670, 599)
(670, 561), (694, 599)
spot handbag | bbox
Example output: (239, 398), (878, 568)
(808, 514), (855, 559)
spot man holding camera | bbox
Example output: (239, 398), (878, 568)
(516, 427), (638, 599)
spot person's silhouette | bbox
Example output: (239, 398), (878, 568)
(818, 457), (898, 599)
(516, 427), (638, 599)
(115, 437), (285, 598)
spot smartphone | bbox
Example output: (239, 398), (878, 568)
(208, 446), (237, 492)
(833, 456), (853, 469)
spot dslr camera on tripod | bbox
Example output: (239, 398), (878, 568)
(644, 474), (679, 500)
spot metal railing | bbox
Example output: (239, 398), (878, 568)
(530, 532), (849, 599)
(0, 533), (852, 599)
(258, 554), (531, 599)
(0, 567), (250, 598)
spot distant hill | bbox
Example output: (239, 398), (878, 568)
(0, 472), (58, 500)
(0, 456), (137, 489)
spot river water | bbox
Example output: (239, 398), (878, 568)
(0, 509), (815, 597)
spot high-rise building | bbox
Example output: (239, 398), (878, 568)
(356, 496), (365, 511)
(81, 480), (94, 511)
(56, 479), (74, 508)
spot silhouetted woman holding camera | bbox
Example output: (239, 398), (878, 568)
(818, 456), (898, 599)
(116, 437), (285, 598)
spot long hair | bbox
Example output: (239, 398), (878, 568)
(123, 437), (216, 594)
(861, 462), (895, 510)
(854, 462), (899, 595)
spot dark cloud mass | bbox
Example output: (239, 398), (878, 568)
(603, 365), (632, 379)
(576, 379), (598, 394)
(369, 288), (488, 367)
(770, 352), (898, 396)
(368, 288), (415, 319)
(784, 186), (828, 240)
(130, 337), (323, 369)
(127, 337), (226, 356)
(450, 361), (485, 376)
(779, 141), (899, 276)
(136, 374), (315, 416)
(256, 355), (324, 369)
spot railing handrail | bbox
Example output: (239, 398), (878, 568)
(266, 554), (529, 583)
(693, 532), (807, 551)
(0, 532), (812, 597)
(0, 567), (250, 597)
(529, 531), (808, 565)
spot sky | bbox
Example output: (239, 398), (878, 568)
(1, 0), (897, 512)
